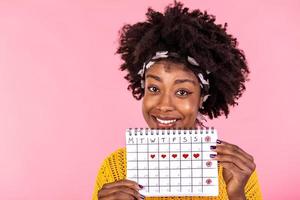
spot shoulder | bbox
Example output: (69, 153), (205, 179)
(104, 147), (126, 162)
(92, 147), (126, 200)
(99, 147), (127, 180)
(94, 147), (127, 188)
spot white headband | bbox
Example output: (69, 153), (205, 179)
(138, 51), (210, 104)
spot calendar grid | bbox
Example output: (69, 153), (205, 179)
(158, 133), (160, 193)
(128, 142), (216, 145)
(201, 136), (203, 192)
(128, 148), (214, 153)
(168, 136), (171, 192)
(136, 137), (139, 185)
(126, 128), (218, 197)
(190, 135), (193, 193)
(147, 137), (150, 192)
(127, 167), (217, 171)
(179, 132), (182, 192)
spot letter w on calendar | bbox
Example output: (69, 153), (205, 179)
(126, 128), (219, 197)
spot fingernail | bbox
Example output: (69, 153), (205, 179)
(210, 154), (216, 158)
(216, 139), (222, 144)
(140, 194), (145, 199)
(139, 184), (144, 189)
(210, 145), (216, 149)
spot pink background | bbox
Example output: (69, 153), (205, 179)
(0, 0), (299, 199)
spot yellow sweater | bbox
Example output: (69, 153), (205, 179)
(92, 148), (263, 200)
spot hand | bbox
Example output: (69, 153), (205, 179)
(98, 179), (145, 200)
(210, 140), (256, 200)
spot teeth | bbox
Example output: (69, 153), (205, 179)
(156, 117), (177, 124)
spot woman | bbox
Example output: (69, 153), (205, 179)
(92, 2), (262, 200)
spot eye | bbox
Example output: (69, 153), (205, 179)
(147, 86), (160, 93)
(176, 89), (192, 97)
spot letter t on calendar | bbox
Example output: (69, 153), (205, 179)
(126, 128), (219, 197)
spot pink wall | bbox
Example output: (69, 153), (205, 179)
(0, 0), (299, 199)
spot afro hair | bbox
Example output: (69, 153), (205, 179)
(116, 1), (249, 119)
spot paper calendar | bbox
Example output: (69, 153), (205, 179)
(126, 128), (218, 197)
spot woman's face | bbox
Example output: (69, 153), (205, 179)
(142, 60), (202, 129)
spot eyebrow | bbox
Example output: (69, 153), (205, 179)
(146, 74), (196, 85)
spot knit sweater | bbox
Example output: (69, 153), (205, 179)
(92, 147), (263, 200)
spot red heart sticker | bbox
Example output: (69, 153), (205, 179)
(172, 154), (177, 158)
(150, 154), (155, 159)
(193, 153), (200, 158)
(161, 154), (166, 159)
(183, 154), (189, 159)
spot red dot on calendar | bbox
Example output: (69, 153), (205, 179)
(150, 154), (155, 159)
(206, 178), (212, 185)
(205, 136), (211, 142)
(172, 154), (177, 158)
(161, 154), (166, 159)
(206, 161), (212, 167)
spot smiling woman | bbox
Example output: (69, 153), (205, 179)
(142, 61), (201, 129)
(92, 1), (262, 200)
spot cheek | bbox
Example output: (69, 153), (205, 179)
(142, 95), (156, 114)
(175, 99), (199, 117)
(180, 103), (198, 115)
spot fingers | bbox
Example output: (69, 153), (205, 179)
(210, 140), (256, 174)
(98, 179), (145, 200)
(220, 161), (244, 174)
(99, 190), (144, 200)
(102, 179), (141, 190)
(218, 140), (254, 162)
(211, 145), (255, 171)
(99, 186), (142, 199)
(213, 154), (252, 174)
(99, 191), (136, 200)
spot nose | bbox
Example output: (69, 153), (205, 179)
(156, 92), (174, 112)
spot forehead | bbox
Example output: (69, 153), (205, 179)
(146, 60), (197, 79)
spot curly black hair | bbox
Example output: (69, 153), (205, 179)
(116, 1), (249, 119)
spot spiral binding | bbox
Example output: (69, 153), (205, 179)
(126, 127), (215, 136)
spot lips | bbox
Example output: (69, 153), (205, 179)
(151, 115), (181, 128)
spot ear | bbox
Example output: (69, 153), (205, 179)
(199, 96), (203, 109)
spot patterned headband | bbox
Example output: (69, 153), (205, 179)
(138, 51), (210, 104)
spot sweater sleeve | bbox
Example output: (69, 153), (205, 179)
(244, 170), (263, 200)
(91, 148), (126, 200)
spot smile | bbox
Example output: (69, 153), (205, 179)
(151, 115), (180, 128)
(156, 117), (177, 124)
